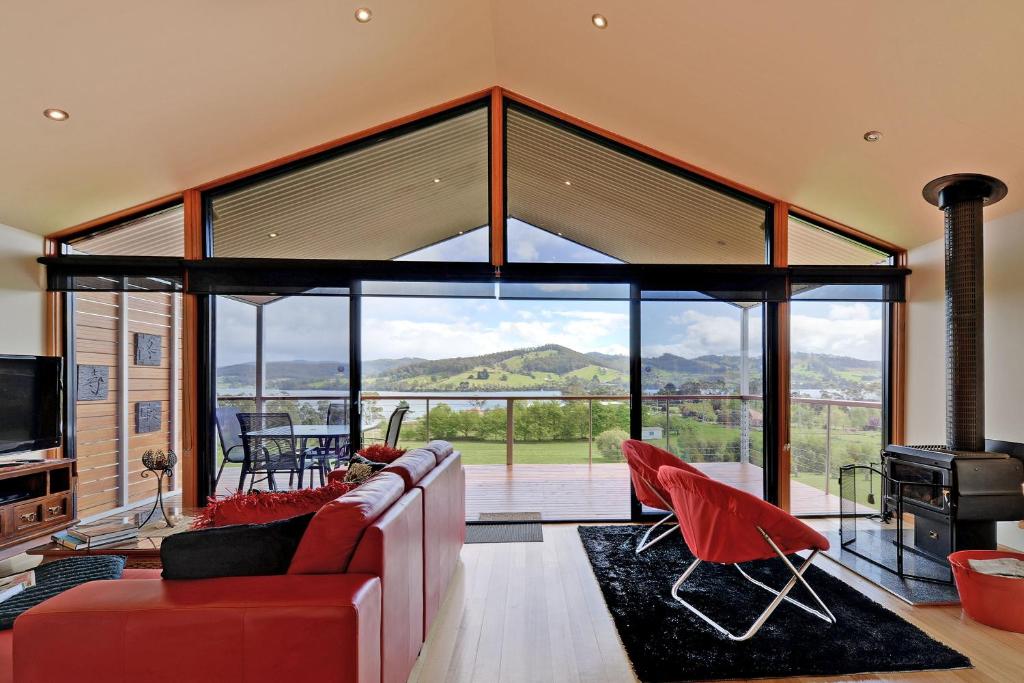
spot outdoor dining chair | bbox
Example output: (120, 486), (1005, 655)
(384, 406), (409, 449)
(214, 406), (248, 491)
(237, 412), (327, 491)
(325, 401), (351, 467)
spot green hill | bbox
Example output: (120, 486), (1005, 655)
(218, 344), (880, 400)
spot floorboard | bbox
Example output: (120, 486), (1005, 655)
(409, 522), (1024, 683)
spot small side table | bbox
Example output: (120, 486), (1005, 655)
(27, 508), (196, 569)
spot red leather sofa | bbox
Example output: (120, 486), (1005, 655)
(4, 441), (464, 683)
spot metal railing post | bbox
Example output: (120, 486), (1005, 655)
(425, 398), (430, 441)
(588, 398), (593, 465)
(824, 402), (833, 496)
(506, 398), (514, 466)
(665, 399), (671, 450)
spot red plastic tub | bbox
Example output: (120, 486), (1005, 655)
(949, 549), (1024, 633)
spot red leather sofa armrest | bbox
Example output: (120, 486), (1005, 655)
(14, 574), (381, 683)
(349, 489), (424, 683)
(416, 452), (465, 634)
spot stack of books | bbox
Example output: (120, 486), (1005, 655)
(0, 570), (35, 603)
(51, 519), (139, 550)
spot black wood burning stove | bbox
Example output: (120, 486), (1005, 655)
(839, 174), (1024, 585)
(881, 442), (1024, 560)
(881, 174), (1024, 561)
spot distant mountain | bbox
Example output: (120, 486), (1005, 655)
(217, 345), (881, 400)
(362, 357), (427, 376)
(363, 344), (629, 393)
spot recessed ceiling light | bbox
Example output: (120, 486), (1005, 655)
(433, 177), (441, 183)
(557, 232), (563, 236)
(354, 7), (372, 23)
(592, 14), (608, 29)
(863, 130), (882, 142)
(564, 180), (572, 186)
(43, 108), (69, 121)
(268, 232), (279, 238)
(458, 231), (465, 235)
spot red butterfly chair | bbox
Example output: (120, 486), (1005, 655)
(621, 440), (709, 554)
(656, 466), (836, 641)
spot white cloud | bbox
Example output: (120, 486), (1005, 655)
(791, 313), (881, 360)
(827, 302), (873, 321)
(656, 310), (745, 357)
(510, 237), (539, 262)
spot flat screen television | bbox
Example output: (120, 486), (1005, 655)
(0, 355), (63, 455)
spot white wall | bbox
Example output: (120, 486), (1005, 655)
(906, 207), (1024, 550)
(0, 223), (45, 355)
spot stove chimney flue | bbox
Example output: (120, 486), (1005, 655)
(923, 173), (1007, 452)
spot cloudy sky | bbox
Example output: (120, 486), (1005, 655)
(214, 219), (883, 367)
(216, 295), (881, 368)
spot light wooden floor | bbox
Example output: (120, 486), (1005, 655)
(409, 522), (1024, 683)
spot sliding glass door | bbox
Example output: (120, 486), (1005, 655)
(638, 292), (767, 509)
(358, 281), (632, 521)
(212, 294), (350, 495)
(788, 285), (887, 515)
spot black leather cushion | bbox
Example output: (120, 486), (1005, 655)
(0, 555), (126, 630)
(161, 512), (314, 580)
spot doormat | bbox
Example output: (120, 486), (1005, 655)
(466, 523), (543, 544)
(478, 511), (543, 522)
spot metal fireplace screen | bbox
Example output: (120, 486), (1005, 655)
(839, 465), (953, 584)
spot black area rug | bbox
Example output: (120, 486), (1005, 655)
(578, 525), (970, 682)
(466, 523), (543, 543)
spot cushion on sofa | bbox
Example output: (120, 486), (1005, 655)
(162, 512), (314, 580)
(191, 480), (354, 529)
(357, 443), (407, 463)
(288, 472), (405, 574)
(423, 440), (455, 464)
(382, 449), (436, 491)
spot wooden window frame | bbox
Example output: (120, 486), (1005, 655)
(44, 87), (908, 513)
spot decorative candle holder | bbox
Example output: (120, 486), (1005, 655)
(138, 449), (178, 528)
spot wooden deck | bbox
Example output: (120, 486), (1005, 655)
(466, 462), (859, 520)
(219, 462), (861, 519)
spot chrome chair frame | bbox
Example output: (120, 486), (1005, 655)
(636, 482), (679, 554)
(670, 526), (836, 641)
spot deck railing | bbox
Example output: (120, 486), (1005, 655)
(218, 393), (882, 492)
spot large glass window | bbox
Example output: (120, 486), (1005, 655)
(506, 104), (769, 264)
(360, 282), (630, 521)
(213, 294), (350, 495)
(789, 293), (885, 515)
(505, 219), (622, 263)
(210, 106), (489, 261)
(640, 296), (765, 503)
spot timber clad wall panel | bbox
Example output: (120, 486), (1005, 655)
(74, 292), (121, 517)
(126, 293), (178, 504)
(73, 291), (182, 515)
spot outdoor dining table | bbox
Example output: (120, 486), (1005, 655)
(238, 423), (351, 487)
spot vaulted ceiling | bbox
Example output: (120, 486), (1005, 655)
(3, 1), (1024, 250)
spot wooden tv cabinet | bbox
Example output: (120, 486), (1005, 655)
(0, 459), (76, 551)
